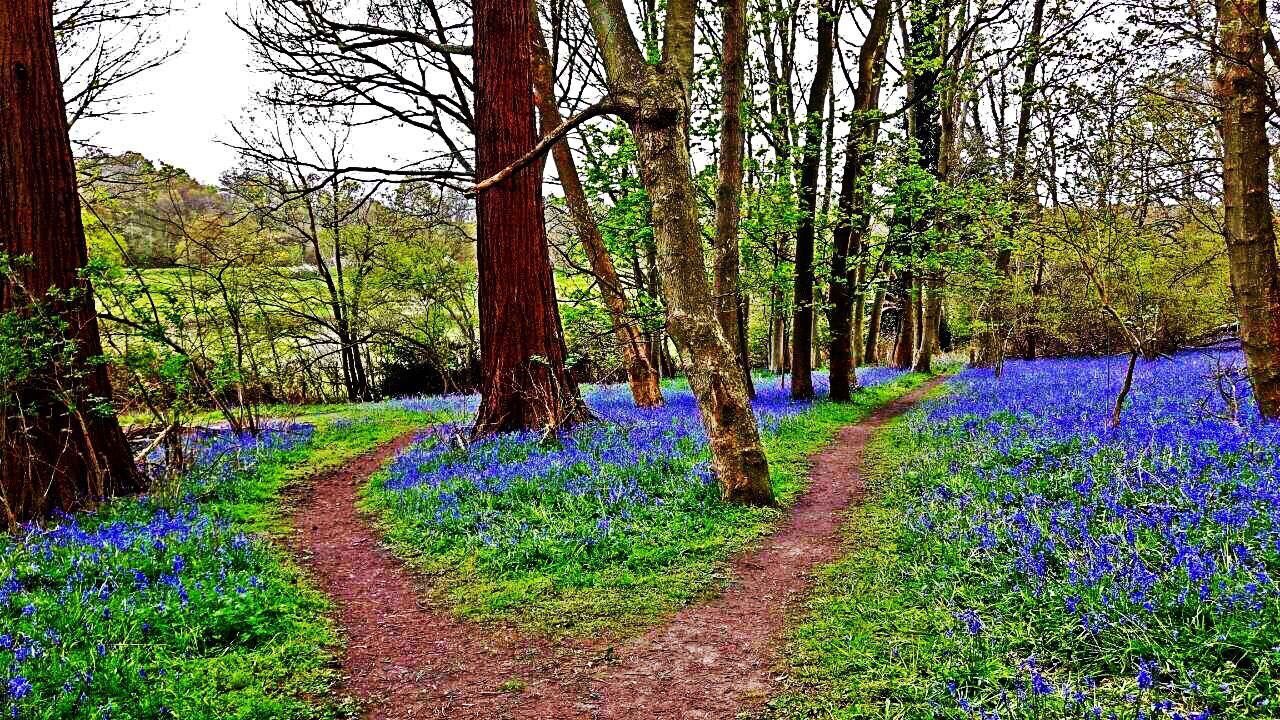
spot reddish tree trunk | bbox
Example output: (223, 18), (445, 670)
(472, 0), (587, 435)
(530, 10), (663, 408)
(789, 0), (835, 400)
(0, 0), (143, 529)
(1218, 0), (1280, 417)
(894, 271), (918, 370)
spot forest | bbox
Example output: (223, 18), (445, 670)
(1, 0), (1279, 718)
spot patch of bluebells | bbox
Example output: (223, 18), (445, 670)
(376, 369), (905, 576)
(898, 348), (1280, 718)
(1, 423), (319, 719)
(392, 393), (479, 417)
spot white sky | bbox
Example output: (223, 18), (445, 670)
(80, 0), (443, 186)
(79, 0), (261, 185)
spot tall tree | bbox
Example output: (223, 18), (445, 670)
(0, 0), (143, 528)
(790, 0), (836, 400)
(524, 0), (776, 504)
(976, 0), (1047, 368)
(472, 0), (587, 434)
(1216, 0), (1280, 417)
(714, 0), (756, 398)
(895, 0), (944, 370)
(530, 8), (664, 408)
(828, 0), (891, 401)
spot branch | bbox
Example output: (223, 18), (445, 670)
(467, 96), (625, 195)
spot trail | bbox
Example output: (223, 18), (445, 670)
(288, 377), (946, 719)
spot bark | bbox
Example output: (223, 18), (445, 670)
(976, 0), (1046, 366)
(713, 0), (755, 398)
(473, 0), (588, 435)
(0, 0), (143, 528)
(531, 9), (663, 407)
(575, 0), (773, 503)
(898, 0), (942, 372)
(789, 0), (835, 400)
(1217, 0), (1280, 417)
(632, 83), (773, 505)
(864, 287), (885, 363)
(915, 279), (941, 372)
(827, 0), (891, 401)
(893, 272), (918, 369)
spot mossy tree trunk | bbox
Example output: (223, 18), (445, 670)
(1217, 0), (1280, 417)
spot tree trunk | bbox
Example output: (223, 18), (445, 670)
(576, 0), (773, 505)
(864, 287), (885, 364)
(714, 0), (755, 398)
(789, 0), (835, 400)
(977, 0), (1046, 367)
(0, 0), (143, 529)
(630, 81), (774, 504)
(915, 278), (941, 372)
(530, 9), (663, 407)
(473, 0), (587, 435)
(827, 0), (890, 401)
(894, 272), (917, 370)
(1217, 0), (1280, 417)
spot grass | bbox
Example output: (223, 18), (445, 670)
(361, 370), (934, 637)
(0, 404), (442, 720)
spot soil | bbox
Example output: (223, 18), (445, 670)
(287, 377), (945, 719)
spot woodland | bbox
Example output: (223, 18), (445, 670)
(1, 0), (1280, 718)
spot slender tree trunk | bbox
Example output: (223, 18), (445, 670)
(0, 0), (143, 529)
(473, 0), (587, 435)
(1217, 0), (1280, 417)
(631, 93), (774, 504)
(828, 0), (890, 401)
(714, 0), (755, 398)
(789, 0), (835, 400)
(864, 287), (885, 364)
(531, 9), (663, 407)
(571, 0), (774, 504)
(852, 270), (866, 365)
(977, 0), (1046, 366)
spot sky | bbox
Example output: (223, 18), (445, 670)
(82, 0), (441, 187)
(80, 0), (262, 185)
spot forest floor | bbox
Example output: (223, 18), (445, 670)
(288, 377), (947, 720)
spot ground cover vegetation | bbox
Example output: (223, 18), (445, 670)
(773, 349), (1280, 720)
(0, 404), (440, 720)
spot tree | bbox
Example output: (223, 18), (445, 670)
(1215, 0), (1280, 418)
(557, 0), (776, 504)
(530, 6), (663, 408)
(828, 0), (892, 401)
(975, 0), (1047, 368)
(713, 0), (755, 399)
(0, 0), (142, 528)
(789, 0), (836, 400)
(472, 0), (588, 434)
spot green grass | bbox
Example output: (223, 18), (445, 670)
(361, 372), (935, 638)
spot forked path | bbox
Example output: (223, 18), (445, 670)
(288, 377), (946, 720)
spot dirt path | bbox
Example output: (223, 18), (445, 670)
(289, 377), (945, 719)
